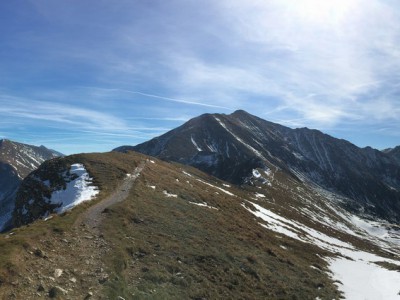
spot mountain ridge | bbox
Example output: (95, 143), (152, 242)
(0, 139), (62, 231)
(0, 113), (400, 298)
(114, 110), (400, 223)
(385, 146), (400, 163)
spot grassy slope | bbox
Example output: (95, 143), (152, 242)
(0, 151), (343, 299)
(102, 158), (341, 299)
(0, 152), (143, 297)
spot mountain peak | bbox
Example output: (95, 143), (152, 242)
(117, 110), (400, 223)
(231, 109), (251, 117)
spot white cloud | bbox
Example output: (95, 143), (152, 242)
(139, 0), (399, 129)
(0, 95), (128, 131)
(20, 0), (400, 128)
(2, 0), (400, 151)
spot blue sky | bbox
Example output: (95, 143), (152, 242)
(1, 0), (399, 154)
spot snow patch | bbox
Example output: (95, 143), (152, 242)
(182, 171), (193, 177)
(252, 169), (261, 178)
(214, 116), (266, 160)
(191, 136), (203, 152)
(292, 152), (304, 160)
(49, 163), (99, 213)
(242, 200), (400, 300)
(243, 201), (354, 250)
(264, 168), (272, 176)
(250, 168), (272, 186)
(189, 201), (218, 210)
(205, 142), (217, 152)
(163, 190), (178, 198)
(350, 215), (400, 246)
(329, 251), (400, 300)
(195, 178), (235, 196)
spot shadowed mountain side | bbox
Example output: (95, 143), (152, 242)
(0, 139), (62, 231)
(115, 110), (400, 223)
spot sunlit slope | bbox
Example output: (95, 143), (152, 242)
(0, 151), (399, 299)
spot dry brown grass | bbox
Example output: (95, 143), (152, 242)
(101, 157), (342, 299)
(0, 151), (360, 299)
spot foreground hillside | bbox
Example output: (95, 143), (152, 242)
(0, 151), (399, 299)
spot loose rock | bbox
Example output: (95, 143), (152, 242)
(54, 269), (63, 278)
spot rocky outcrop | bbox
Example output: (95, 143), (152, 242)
(12, 158), (71, 227)
(12, 158), (100, 228)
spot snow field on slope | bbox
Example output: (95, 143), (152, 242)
(49, 163), (99, 213)
(243, 201), (400, 300)
(329, 251), (400, 300)
(350, 214), (400, 246)
(294, 186), (400, 252)
(244, 201), (353, 250)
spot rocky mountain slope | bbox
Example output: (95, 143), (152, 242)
(0, 139), (62, 231)
(115, 110), (400, 223)
(1, 151), (399, 299)
(385, 146), (400, 164)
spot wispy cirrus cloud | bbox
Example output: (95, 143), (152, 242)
(83, 87), (233, 110)
(0, 95), (128, 131)
(158, 0), (400, 128)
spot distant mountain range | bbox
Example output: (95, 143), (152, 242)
(115, 110), (400, 223)
(0, 139), (62, 230)
(384, 146), (400, 164)
(1, 112), (400, 298)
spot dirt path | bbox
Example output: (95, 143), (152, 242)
(75, 161), (146, 230)
(7, 162), (146, 299)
